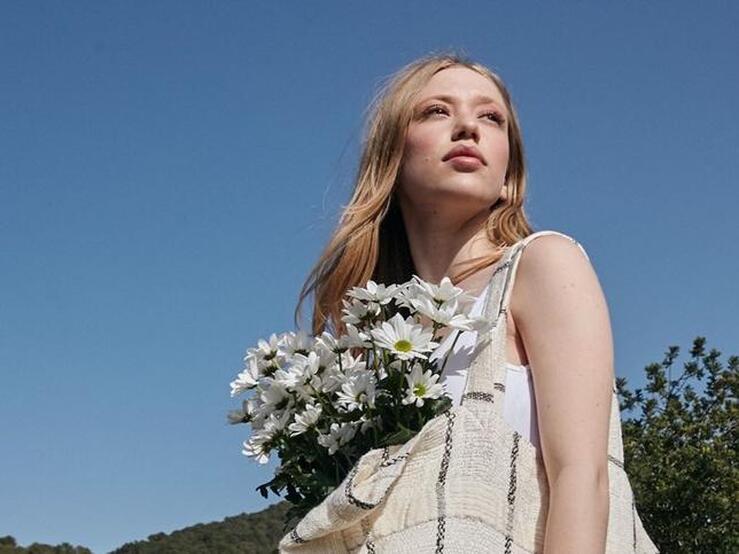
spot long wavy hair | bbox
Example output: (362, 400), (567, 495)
(294, 51), (534, 337)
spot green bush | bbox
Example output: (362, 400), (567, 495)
(617, 336), (738, 553)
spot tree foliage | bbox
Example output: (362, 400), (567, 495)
(0, 536), (92, 554)
(616, 336), (738, 553)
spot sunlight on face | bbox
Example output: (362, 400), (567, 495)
(397, 66), (510, 218)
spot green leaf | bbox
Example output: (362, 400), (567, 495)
(377, 423), (417, 447)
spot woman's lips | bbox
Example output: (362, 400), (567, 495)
(447, 155), (483, 169)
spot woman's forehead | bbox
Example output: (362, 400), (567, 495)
(418, 67), (505, 105)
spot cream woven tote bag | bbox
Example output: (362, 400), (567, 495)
(279, 230), (660, 553)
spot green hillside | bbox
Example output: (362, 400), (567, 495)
(1, 502), (291, 554)
(110, 502), (291, 554)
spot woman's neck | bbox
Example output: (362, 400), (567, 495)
(400, 207), (502, 295)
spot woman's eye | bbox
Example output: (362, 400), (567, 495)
(483, 112), (505, 125)
(423, 104), (448, 116)
(422, 105), (505, 125)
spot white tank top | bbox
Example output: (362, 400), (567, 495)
(430, 281), (541, 450)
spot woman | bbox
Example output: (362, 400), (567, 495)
(294, 53), (615, 552)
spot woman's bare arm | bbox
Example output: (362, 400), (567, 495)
(511, 234), (613, 554)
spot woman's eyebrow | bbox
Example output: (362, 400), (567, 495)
(418, 94), (506, 111)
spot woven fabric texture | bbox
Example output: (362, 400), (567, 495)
(279, 230), (660, 553)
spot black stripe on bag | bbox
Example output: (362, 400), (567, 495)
(435, 409), (456, 553)
(608, 454), (625, 469)
(632, 496), (637, 551)
(460, 382), (505, 405)
(461, 391), (495, 403)
(290, 527), (307, 544)
(380, 446), (390, 463)
(344, 463), (376, 510)
(504, 431), (521, 554)
(379, 452), (409, 467)
(360, 517), (377, 553)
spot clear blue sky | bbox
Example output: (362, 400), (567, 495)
(2, 2), (737, 552)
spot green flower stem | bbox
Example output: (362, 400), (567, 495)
(393, 361), (408, 426)
(313, 389), (338, 418)
(366, 334), (379, 373)
(340, 449), (354, 471)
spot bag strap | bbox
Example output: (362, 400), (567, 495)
(488, 230), (592, 395)
(459, 232), (529, 402)
(461, 231), (579, 407)
(461, 230), (627, 463)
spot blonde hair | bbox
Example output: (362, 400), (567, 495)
(294, 50), (534, 336)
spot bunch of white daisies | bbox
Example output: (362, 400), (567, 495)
(227, 275), (492, 519)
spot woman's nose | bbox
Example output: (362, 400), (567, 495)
(451, 114), (480, 142)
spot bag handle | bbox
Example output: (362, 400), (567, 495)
(486, 230), (594, 403)
(461, 231), (574, 403)
(465, 230), (626, 464)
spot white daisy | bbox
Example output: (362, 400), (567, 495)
(341, 296), (383, 326)
(411, 275), (468, 304)
(314, 333), (344, 362)
(336, 371), (376, 412)
(261, 409), (293, 436)
(288, 403), (323, 436)
(294, 350), (323, 379)
(317, 421), (357, 455)
(242, 433), (271, 464)
(227, 398), (256, 424)
(342, 323), (373, 349)
(243, 409), (293, 464)
(369, 312), (438, 361)
(402, 363), (445, 408)
(245, 396), (269, 428)
(260, 380), (293, 412)
(272, 366), (302, 390)
(271, 352), (316, 392)
(320, 349), (368, 393)
(346, 280), (399, 305)
(339, 349), (367, 375)
(253, 332), (284, 362)
(230, 355), (262, 396)
(409, 295), (484, 332)
(319, 363), (344, 394)
(281, 329), (315, 356)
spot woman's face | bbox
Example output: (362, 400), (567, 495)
(396, 66), (510, 216)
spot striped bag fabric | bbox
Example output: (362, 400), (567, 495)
(279, 230), (660, 553)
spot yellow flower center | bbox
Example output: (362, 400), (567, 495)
(394, 339), (413, 352)
(413, 383), (427, 397)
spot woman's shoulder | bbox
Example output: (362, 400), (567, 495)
(509, 229), (598, 314)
